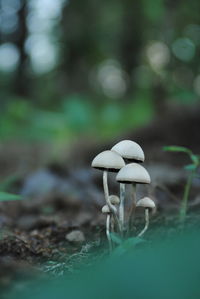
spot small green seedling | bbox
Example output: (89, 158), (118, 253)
(163, 146), (200, 223)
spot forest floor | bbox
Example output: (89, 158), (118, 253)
(0, 105), (200, 297)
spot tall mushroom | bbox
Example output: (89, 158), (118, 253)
(116, 163), (151, 230)
(136, 197), (155, 237)
(91, 150), (125, 231)
(111, 140), (145, 231)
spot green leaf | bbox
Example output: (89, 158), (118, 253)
(184, 164), (197, 171)
(190, 154), (199, 166)
(163, 146), (192, 155)
(0, 192), (22, 201)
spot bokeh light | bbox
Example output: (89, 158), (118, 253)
(97, 60), (127, 99)
(1, 0), (22, 14)
(26, 0), (65, 74)
(0, 43), (19, 72)
(146, 41), (170, 73)
(172, 38), (195, 62)
(0, 11), (18, 34)
(25, 34), (58, 74)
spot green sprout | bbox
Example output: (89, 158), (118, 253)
(163, 146), (200, 224)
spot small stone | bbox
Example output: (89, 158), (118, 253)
(65, 230), (85, 243)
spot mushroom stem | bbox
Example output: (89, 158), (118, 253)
(138, 208), (149, 237)
(111, 215), (115, 232)
(131, 183), (136, 216)
(103, 170), (109, 200)
(132, 183), (136, 206)
(119, 183), (125, 232)
(103, 171), (121, 232)
(106, 214), (112, 252)
(128, 183), (136, 230)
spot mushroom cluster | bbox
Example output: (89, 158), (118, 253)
(91, 140), (156, 250)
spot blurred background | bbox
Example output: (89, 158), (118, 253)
(0, 0), (200, 173)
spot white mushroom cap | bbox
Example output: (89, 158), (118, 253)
(136, 197), (156, 210)
(116, 163), (151, 184)
(102, 204), (117, 214)
(111, 140), (145, 162)
(109, 195), (120, 205)
(91, 150), (125, 172)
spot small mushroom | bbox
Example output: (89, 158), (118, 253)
(102, 204), (117, 252)
(116, 163), (151, 229)
(109, 195), (120, 205)
(111, 140), (145, 231)
(136, 197), (156, 237)
(92, 150), (125, 231)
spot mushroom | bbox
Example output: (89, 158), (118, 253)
(116, 163), (150, 184)
(111, 140), (145, 231)
(116, 163), (151, 229)
(102, 204), (117, 252)
(109, 195), (120, 205)
(136, 197), (155, 237)
(111, 140), (145, 162)
(92, 150), (125, 231)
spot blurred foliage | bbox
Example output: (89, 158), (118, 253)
(0, 94), (154, 142)
(0, 191), (21, 201)
(0, 0), (200, 143)
(8, 229), (200, 299)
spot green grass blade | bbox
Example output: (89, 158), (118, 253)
(163, 145), (192, 154)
